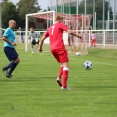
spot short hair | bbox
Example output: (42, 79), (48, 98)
(55, 16), (63, 21)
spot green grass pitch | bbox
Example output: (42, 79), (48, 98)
(0, 41), (117, 117)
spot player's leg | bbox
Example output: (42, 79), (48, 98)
(19, 34), (22, 42)
(68, 37), (71, 46)
(51, 49), (70, 89)
(3, 47), (14, 73)
(57, 65), (63, 79)
(3, 61), (16, 71)
(92, 39), (95, 47)
(56, 64), (63, 87)
(68, 37), (73, 53)
(36, 41), (39, 50)
(94, 39), (96, 47)
(21, 34), (24, 43)
(3, 47), (20, 78)
(31, 43), (34, 54)
(36, 41), (42, 55)
(7, 58), (20, 78)
(59, 49), (70, 89)
(51, 50), (62, 86)
(61, 62), (69, 89)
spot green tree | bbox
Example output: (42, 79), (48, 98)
(17, 0), (41, 18)
(16, 0), (41, 29)
(1, 0), (19, 29)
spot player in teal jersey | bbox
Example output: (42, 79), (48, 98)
(2, 20), (20, 78)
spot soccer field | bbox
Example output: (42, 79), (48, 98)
(0, 41), (117, 117)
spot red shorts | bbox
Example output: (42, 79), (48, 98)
(51, 49), (69, 63)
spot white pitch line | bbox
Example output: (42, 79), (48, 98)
(92, 61), (117, 67)
(70, 57), (117, 67)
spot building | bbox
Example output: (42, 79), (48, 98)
(47, 0), (117, 30)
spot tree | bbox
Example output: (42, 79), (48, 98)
(16, 0), (42, 29)
(1, 0), (19, 28)
(43, 9), (47, 12)
(17, 0), (41, 18)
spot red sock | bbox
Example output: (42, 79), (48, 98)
(62, 69), (69, 88)
(58, 65), (63, 79)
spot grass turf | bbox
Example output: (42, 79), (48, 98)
(0, 41), (117, 117)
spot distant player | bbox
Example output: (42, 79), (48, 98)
(68, 33), (74, 46)
(91, 31), (96, 47)
(29, 27), (40, 54)
(17, 27), (24, 43)
(39, 16), (81, 90)
(68, 33), (74, 53)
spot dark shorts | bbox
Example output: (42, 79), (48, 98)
(31, 39), (39, 45)
(4, 47), (18, 61)
(51, 49), (69, 63)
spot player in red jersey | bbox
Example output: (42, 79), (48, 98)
(91, 31), (96, 47)
(39, 16), (81, 90)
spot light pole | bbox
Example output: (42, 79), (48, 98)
(93, 0), (95, 30)
(102, 0), (105, 29)
(113, 0), (115, 45)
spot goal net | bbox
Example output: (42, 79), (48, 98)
(25, 11), (92, 55)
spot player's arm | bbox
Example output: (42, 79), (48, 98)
(38, 35), (47, 52)
(2, 36), (16, 46)
(66, 29), (81, 39)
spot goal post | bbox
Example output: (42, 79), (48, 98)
(25, 11), (92, 54)
(25, 10), (56, 52)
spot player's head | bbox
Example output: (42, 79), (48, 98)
(55, 16), (63, 23)
(9, 20), (16, 29)
(30, 27), (34, 33)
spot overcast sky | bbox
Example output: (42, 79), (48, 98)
(9, 0), (47, 10)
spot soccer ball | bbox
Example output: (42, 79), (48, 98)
(76, 52), (81, 56)
(84, 61), (92, 70)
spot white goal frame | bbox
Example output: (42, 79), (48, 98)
(25, 10), (56, 52)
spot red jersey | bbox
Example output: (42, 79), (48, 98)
(44, 22), (68, 51)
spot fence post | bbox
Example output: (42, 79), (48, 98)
(103, 30), (105, 48)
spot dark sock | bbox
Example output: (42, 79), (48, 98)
(8, 63), (17, 75)
(3, 61), (16, 70)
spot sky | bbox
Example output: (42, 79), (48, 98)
(9, 0), (47, 10)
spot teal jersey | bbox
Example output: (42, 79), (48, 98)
(3, 27), (15, 48)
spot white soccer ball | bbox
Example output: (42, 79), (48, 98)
(84, 61), (93, 70)
(76, 52), (81, 56)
